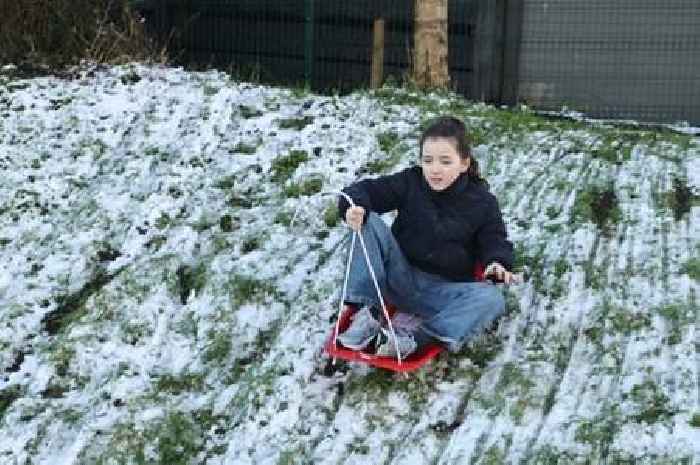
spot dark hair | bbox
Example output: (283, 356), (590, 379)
(418, 116), (485, 184)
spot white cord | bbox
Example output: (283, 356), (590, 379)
(334, 230), (355, 365)
(336, 192), (403, 365)
(292, 191), (403, 365)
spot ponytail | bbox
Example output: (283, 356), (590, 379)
(467, 154), (486, 184)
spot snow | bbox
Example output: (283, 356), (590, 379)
(0, 63), (698, 464)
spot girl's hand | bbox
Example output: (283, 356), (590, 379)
(484, 262), (519, 284)
(345, 206), (365, 231)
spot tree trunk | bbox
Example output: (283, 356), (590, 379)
(413, 0), (449, 88)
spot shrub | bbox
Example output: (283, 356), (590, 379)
(0, 0), (166, 69)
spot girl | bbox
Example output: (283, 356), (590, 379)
(336, 116), (515, 358)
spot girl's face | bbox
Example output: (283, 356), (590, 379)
(420, 137), (470, 191)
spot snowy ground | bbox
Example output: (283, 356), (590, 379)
(0, 64), (698, 465)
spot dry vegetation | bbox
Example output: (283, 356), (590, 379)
(0, 0), (166, 71)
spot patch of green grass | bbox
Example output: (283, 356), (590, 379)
(689, 413), (700, 427)
(371, 86), (440, 111)
(169, 263), (208, 305)
(344, 368), (433, 405)
(553, 257), (571, 279)
(241, 235), (263, 253)
(230, 142), (258, 155)
(545, 206), (560, 220)
(41, 381), (69, 399)
(100, 410), (215, 465)
(461, 334), (503, 369)
(50, 344), (75, 377)
(153, 373), (206, 395)
(219, 214), (234, 232)
(609, 126), (693, 154)
(271, 150), (308, 183)
(582, 261), (604, 290)
(680, 257), (700, 281)
(238, 105), (263, 119)
(202, 84), (220, 96)
(121, 321), (152, 346)
(225, 274), (279, 306)
(380, 95), (692, 166)
(656, 302), (692, 345)
(278, 116), (314, 130)
(226, 362), (288, 410)
(283, 177), (323, 198)
(144, 146), (166, 160)
(277, 447), (307, 465)
(175, 311), (198, 339)
(191, 212), (215, 232)
(482, 444), (507, 465)
(574, 404), (621, 447)
(76, 137), (108, 160)
(346, 439), (370, 455)
(203, 331), (232, 363)
(0, 385), (22, 420)
(496, 362), (535, 391)
(366, 146), (405, 174)
(377, 131), (399, 153)
(653, 177), (694, 220)
(41, 269), (119, 335)
(584, 301), (651, 357)
(590, 133), (632, 164)
(277, 448), (306, 465)
(624, 379), (677, 424)
(227, 193), (255, 209)
(513, 244), (549, 295)
(273, 210), (294, 226)
(491, 362), (536, 423)
(365, 132), (406, 174)
(529, 446), (578, 465)
(667, 177), (699, 221)
(290, 84), (312, 98)
(58, 407), (83, 425)
(323, 203), (340, 228)
(155, 212), (172, 230)
(570, 184), (622, 233)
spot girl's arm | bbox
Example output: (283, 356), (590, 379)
(338, 168), (411, 223)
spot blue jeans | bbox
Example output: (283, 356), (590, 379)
(344, 213), (505, 352)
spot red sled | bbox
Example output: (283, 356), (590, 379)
(324, 263), (486, 373)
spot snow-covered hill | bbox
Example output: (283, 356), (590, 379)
(0, 64), (698, 465)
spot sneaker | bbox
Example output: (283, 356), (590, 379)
(375, 328), (418, 358)
(337, 306), (381, 350)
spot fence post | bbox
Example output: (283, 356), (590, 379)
(501, 0), (523, 106)
(371, 18), (385, 89)
(304, 0), (315, 87)
(472, 0), (504, 103)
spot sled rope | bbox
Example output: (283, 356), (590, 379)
(290, 191), (404, 365)
(335, 192), (403, 365)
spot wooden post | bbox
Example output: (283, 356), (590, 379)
(413, 0), (449, 89)
(371, 18), (385, 89)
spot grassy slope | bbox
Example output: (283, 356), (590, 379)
(0, 65), (698, 465)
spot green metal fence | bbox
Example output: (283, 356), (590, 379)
(138, 0), (700, 124)
(139, 0), (516, 102)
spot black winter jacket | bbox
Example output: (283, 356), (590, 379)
(339, 166), (513, 282)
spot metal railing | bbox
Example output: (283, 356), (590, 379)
(138, 0), (700, 125)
